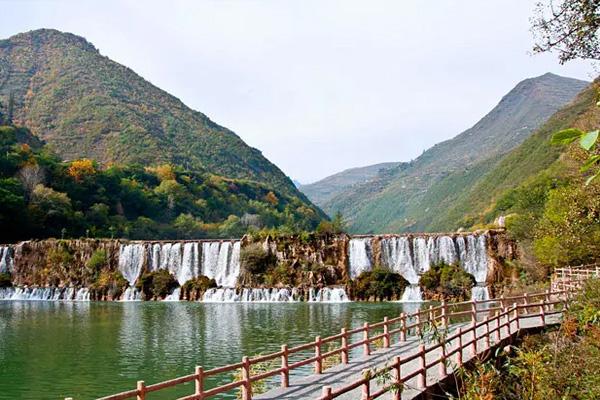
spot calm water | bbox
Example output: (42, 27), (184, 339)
(0, 301), (423, 400)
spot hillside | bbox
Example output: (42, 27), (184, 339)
(322, 73), (589, 233)
(299, 161), (402, 206)
(0, 29), (307, 200)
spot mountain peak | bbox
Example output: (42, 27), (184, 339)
(2, 28), (98, 53)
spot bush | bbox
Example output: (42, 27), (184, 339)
(351, 267), (408, 301)
(240, 243), (275, 274)
(137, 269), (178, 299)
(0, 272), (12, 287)
(420, 262), (474, 300)
(86, 249), (107, 274)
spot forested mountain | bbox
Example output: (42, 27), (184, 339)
(0, 29), (327, 241)
(300, 162), (402, 206)
(317, 73), (588, 233)
(0, 29), (306, 199)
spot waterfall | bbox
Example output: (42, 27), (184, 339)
(121, 287), (141, 301)
(412, 237), (431, 274)
(380, 237), (419, 284)
(75, 288), (91, 301)
(202, 287), (297, 303)
(461, 234), (488, 283)
(0, 246), (14, 274)
(164, 287), (181, 301)
(471, 285), (490, 301)
(400, 285), (423, 302)
(436, 236), (458, 265)
(0, 286), (90, 301)
(118, 244), (145, 286)
(308, 287), (350, 303)
(201, 241), (241, 287)
(348, 238), (372, 279)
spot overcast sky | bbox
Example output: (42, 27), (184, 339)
(2, 1), (595, 183)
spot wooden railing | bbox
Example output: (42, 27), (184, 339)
(319, 291), (573, 399)
(77, 284), (583, 400)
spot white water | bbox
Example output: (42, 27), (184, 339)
(121, 287), (141, 301)
(201, 241), (241, 287)
(348, 238), (372, 278)
(471, 285), (490, 301)
(0, 286), (89, 301)
(308, 287), (350, 303)
(0, 246), (14, 274)
(164, 287), (181, 301)
(461, 235), (488, 283)
(380, 237), (419, 284)
(118, 244), (145, 286)
(400, 285), (423, 302)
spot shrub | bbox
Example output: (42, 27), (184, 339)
(351, 267), (409, 300)
(137, 269), (178, 299)
(420, 262), (474, 300)
(0, 272), (12, 287)
(240, 243), (275, 274)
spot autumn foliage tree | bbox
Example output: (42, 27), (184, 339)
(67, 159), (96, 182)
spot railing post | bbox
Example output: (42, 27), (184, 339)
(341, 328), (349, 364)
(495, 316), (501, 343)
(241, 356), (251, 400)
(195, 366), (204, 399)
(321, 386), (332, 400)
(500, 294), (505, 311)
(416, 313), (422, 336)
(383, 316), (390, 348)
(393, 356), (402, 400)
(418, 344), (426, 388)
(136, 381), (146, 400)
(523, 293), (529, 314)
(315, 336), (322, 374)
(441, 300), (448, 328)
(457, 327), (463, 366)
(361, 371), (370, 400)
(400, 313), (406, 341)
(428, 305), (434, 323)
(471, 323), (477, 355)
(470, 300), (477, 323)
(540, 303), (546, 327)
(484, 317), (490, 349)
(439, 338), (447, 377)
(513, 302), (520, 331)
(363, 322), (370, 356)
(281, 345), (289, 388)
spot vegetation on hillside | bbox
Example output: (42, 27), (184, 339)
(0, 124), (323, 242)
(453, 279), (600, 399)
(0, 28), (312, 201)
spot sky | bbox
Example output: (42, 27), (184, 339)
(1, 1), (595, 183)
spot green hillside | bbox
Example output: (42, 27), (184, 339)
(322, 73), (588, 233)
(299, 161), (402, 206)
(0, 29), (306, 200)
(0, 125), (323, 242)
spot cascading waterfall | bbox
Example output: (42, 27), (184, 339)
(471, 285), (490, 301)
(0, 286), (89, 301)
(201, 241), (241, 287)
(401, 285), (423, 302)
(348, 238), (372, 279)
(203, 287), (298, 303)
(164, 287), (181, 301)
(380, 237), (419, 284)
(351, 233), (490, 301)
(0, 246), (14, 273)
(118, 243), (145, 301)
(308, 287), (350, 303)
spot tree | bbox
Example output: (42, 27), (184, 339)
(67, 159), (96, 182)
(531, 0), (600, 64)
(17, 163), (45, 199)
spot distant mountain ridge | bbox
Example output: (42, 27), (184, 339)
(0, 29), (307, 201)
(300, 161), (402, 206)
(305, 73), (589, 233)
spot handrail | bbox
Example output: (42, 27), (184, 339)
(76, 269), (594, 400)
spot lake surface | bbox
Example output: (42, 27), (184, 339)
(0, 301), (424, 399)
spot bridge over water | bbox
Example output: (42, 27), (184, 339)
(79, 265), (596, 400)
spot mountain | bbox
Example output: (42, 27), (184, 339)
(300, 161), (402, 206)
(320, 73), (589, 233)
(0, 29), (307, 200)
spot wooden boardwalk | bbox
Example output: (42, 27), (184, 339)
(256, 314), (561, 400)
